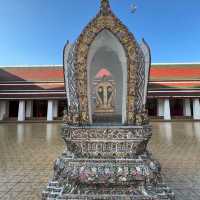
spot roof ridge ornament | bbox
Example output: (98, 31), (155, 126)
(100, 0), (111, 15)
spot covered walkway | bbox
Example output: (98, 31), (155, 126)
(0, 63), (200, 122)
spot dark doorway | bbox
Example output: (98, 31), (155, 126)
(58, 100), (66, 118)
(9, 100), (18, 118)
(191, 100), (194, 117)
(33, 100), (47, 118)
(170, 99), (183, 117)
(146, 98), (157, 117)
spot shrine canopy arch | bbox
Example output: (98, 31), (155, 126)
(87, 29), (127, 124)
(74, 0), (138, 125)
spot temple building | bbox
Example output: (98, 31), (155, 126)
(0, 63), (200, 122)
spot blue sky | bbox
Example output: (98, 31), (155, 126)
(0, 0), (200, 65)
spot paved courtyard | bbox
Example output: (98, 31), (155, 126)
(0, 122), (200, 200)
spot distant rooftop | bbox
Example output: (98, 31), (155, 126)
(0, 63), (200, 99)
(0, 65), (64, 82)
(1, 63), (200, 82)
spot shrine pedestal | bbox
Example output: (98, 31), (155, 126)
(42, 126), (175, 200)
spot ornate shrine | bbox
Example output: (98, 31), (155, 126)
(42, 0), (175, 199)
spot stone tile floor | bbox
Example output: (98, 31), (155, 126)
(0, 122), (200, 199)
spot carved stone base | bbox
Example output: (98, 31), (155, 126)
(42, 155), (175, 200)
(42, 125), (175, 200)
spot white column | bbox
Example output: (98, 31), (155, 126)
(26, 100), (33, 118)
(164, 98), (171, 120)
(47, 100), (53, 121)
(53, 100), (58, 118)
(157, 99), (164, 117)
(193, 98), (200, 120)
(183, 99), (191, 117)
(0, 102), (3, 120)
(18, 100), (26, 122)
(0, 101), (9, 120)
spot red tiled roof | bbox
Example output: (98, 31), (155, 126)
(0, 64), (200, 99)
(149, 64), (200, 96)
(0, 66), (64, 82)
(1, 64), (200, 82)
(0, 66), (65, 99)
(150, 64), (200, 81)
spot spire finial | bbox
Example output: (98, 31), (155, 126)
(100, 0), (111, 13)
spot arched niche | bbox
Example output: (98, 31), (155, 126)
(87, 29), (127, 124)
(74, 4), (138, 125)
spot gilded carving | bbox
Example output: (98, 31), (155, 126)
(75, 4), (139, 124)
(79, 95), (88, 111)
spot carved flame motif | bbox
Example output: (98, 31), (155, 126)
(100, 0), (111, 14)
